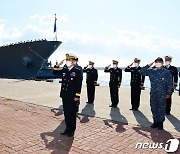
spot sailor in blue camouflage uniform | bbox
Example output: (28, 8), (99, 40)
(53, 54), (83, 137)
(125, 58), (145, 111)
(83, 61), (98, 104)
(104, 60), (122, 108)
(140, 57), (173, 130)
(164, 56), (178, 115)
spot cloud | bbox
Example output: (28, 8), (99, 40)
(0, 22), (22, 45)
(0, 14), (180, 66)
(142, 25), (157, 30)
(30, 14), (68, 25)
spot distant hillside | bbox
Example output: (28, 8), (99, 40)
(96, 67), (180, 71)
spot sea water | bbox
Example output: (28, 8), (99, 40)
(54, 70), (179, 91)
(83, 70), (151, 88)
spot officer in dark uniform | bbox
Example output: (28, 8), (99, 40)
(164, 56), (178, 115)
(125, 58), (145, 111)
(74, 57), (83, 112)
(53, 54), (83, 137)
(83, 61), (98, 104)
(104, 60), (122, 108)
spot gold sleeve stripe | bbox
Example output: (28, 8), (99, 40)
(75, 93), (81, 96)
(53, 68), (59, 70)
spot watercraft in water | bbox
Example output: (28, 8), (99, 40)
(0, 39), (61, 79)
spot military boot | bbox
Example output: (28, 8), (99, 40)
(158, 121), (164, 130)
(150, 120), (158, 128)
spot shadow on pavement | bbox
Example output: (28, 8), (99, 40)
(103, 107), (128, 133)
(166, 114), (180, 133)
(79, 103), (96, 123)
(40, 120), (74, 153)
(132, 126), (177, 150)
(51, 105), (63, 116)
(132, 110), (152, 127)
(103, 119), (128, 133)
(110, 107), (128, 124)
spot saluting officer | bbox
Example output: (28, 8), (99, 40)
(53, 54), (83, 137)
(74, 57), (83, 112)
(140, 57), (173, 130)
(164, 56), (178, 115)
(104, 60), (122, 108)
(83, 61), (98, 104)
(125, 58), (145, 111)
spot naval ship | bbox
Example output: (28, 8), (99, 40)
(0, 39), (61, 79)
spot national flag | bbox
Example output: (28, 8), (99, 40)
(54, 16), (57, 33)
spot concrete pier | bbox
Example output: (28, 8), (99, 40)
(0, 78), (179, 133)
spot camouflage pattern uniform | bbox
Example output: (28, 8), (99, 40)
(140, 65), (173, 122)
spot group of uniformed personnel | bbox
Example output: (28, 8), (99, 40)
(53, 54), (179, 136)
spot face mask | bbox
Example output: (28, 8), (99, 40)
(165, 61), (171, 66)
(134, 63), (139, 67)
(113, 65), (117, 68)
(89, 65), (93, 68)
(155, 63), (162, 68)
(66, 61), (72, 67)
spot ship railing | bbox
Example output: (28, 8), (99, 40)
(0, 39), (47, 48)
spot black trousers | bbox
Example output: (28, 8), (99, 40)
(166, 93), (172, 114)
(110, 85), (119, 107)
(62, 98), (76, 133)
(131, 85), (141, 110)
(87, 83), (95, 103)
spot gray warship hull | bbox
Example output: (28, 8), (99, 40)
(0, 40), (61, 79)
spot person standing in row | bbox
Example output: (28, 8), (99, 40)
(53, 54), (83, 137)
(140, 57), (173, 130)
(164, 56), (178, 115)
(74, 57), (83, 112)
(83, 61), (98, 104)
(179, 72), (180, 96)
(125, 58), (145, 111)
(104, 60), (122, 108)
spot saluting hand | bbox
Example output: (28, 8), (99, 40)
(57, 59), (65, 66)
(107, 64), (111, 68)
(148, 62), (154, 67)
(129, 62), (133, 67)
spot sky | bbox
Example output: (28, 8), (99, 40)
(0, 0), (180, 67)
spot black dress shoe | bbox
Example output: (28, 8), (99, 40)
(86, 102), (93, 104)
(150, 121), (158, 128)
(157, 121), (164, 130)
(67, 132), (74, 137)
(61, 130), (68, 135)
(129, 108), (134, 110)
(166, 112), (171, 115)
(109, 105), (117, 108)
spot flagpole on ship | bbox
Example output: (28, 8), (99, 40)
(54, 14), (57, 41)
